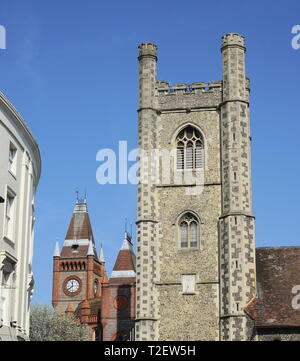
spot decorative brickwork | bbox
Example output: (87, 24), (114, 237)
(52, 208), (136, 341)
(52, 199), (106, 340)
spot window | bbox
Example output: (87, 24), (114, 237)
(94, 328), (101, 341)
(71, 244), (79, 253)
(4, 191), (15, 240)
(178, 213), (200, 248)
(8, 142), (17, 174)
(0, 258), (16, 327)
(2, 271), (10, 287)
(176, 126), (204, 170)
(0, 272), (10, 325)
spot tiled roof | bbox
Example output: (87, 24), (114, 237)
(245, 247), (300, 327)
(65, 202), (94, 241)
(110, 233), (136, 284)
(60, 200), (98, 260)
(60, 245), (90, 258)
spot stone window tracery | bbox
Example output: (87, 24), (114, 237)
(178, 212), (200, 248)
(176, 126), (204, 170)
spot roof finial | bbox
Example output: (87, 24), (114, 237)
(99, 244), (105, 263)
(87, 239), (94, 256)
(53, 239), (60, 257)
(75, 190), (87, 205)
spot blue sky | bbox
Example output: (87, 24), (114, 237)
(1, 0), (299, 304)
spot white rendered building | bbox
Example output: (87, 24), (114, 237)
(0, 92), (41, 340)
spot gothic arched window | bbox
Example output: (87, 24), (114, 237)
(178, 213), (200, 248)
(176, 126), (204, 170)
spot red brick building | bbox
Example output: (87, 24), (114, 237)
(101, 234), (136, 341)
(52, 199), (136, 341)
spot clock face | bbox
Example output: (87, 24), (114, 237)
(66, 279), (79, 293)
(63, 276), (81, 296)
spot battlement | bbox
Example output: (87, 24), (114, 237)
(156, 81), (222, 95)
(221, 33), (245, 48)
(138, 42), (157, 58)
(156, 81), (222, 110)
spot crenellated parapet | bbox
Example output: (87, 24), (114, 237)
(156, 81), (222, 110)
(156, 81), (222, 94)
(221, 33), (245, 49)
(138, 42), (157, 59)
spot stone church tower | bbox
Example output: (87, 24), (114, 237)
(135, 33), (256, 341)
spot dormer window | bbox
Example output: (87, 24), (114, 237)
(71, 244), (79, 253)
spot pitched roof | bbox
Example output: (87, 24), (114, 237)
(60, 200), (98, 260)
(110, 232), (136, 284)
(245, 247), (300, 328)
(65, 201), (94, 241)
(60, 245), (91, 258)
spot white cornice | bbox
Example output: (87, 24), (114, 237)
(0, 92), (41, 185)
(110, 270), (136, 278)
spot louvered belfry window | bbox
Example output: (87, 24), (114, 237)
(179, 213), (199, 248)
(176, 126), (204, 170)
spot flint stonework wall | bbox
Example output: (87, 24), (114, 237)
(153, 97), (221, 340)
(157, 84), (222, 110)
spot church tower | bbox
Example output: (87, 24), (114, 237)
(135, 34), (256, 341)
(52, 198), (105, 313)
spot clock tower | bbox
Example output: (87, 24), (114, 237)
(52, 198), (105, 313)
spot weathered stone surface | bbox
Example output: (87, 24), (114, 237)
(136, 34), (256, 341)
